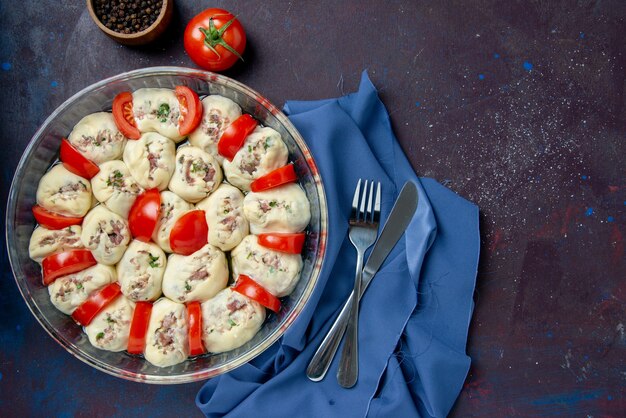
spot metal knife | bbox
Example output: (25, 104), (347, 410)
(306, 181), (419, 382)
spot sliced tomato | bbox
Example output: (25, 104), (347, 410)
(258, 233), (306, 254)
(175, 86), (203, 136)
(187, 301), (205, 356)
(169, 210), (208, 255)
(127, 301), (153, 354)
(60, 139), (100, 179)
(217, 114), (258, 161)
(129, 188), (161, 242)
(232, 274), (281, 313)
(72, 282), (122, 326)
(32, 205), (83, 230)
(250, 164), (297, 192)
(112, 91), (140, 139)
(42, 249), (97, 286)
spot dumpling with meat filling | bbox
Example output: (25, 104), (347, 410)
(144, 298), (189, 367)
(117, 240), (166, 302)
(188, 95), (241, 164)
(36, 164), (92, 217)
(222, 127), (288, 191)
(195, 183), (248, 251)
(91, 160), (144, 218)
(67, 112), (127, 164)
(81, 205), (131, 265)
(132, 88), (185, 142)
(85, 296), (134, 352)
(152, 191), (194, 253)
(162, 243), (228, 303)
(168, 146), (222, 203)
(243, 183), (311, 235)
(29, 225), (83, 263)
(231, 235), (303, 297)
(47, 264), (116, 315)
(123, 132), (176, 191)
(201, 288), (265, 354)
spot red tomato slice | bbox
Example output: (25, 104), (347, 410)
(169, 210), (208, 255)
(257, 233), (306, 254)
(32, 205), (83, 230)
(217, 114), (258, 161)
(250, 164), (297, 192)
(72, 282), (122, 326)
(187, 301), (205, 356)
(175, 86), (203, 136)
(232, 275), (281, 313)
(112, 92), (141, 139)
(42, 249), (97, 286)
(129, 188), (161, 242)
(127, 301), (153, 354)
(60, 139), (100, 179)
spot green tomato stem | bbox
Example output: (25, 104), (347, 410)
(198, 17), (244, 62)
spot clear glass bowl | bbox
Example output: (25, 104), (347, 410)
(5, 67), (328, 384)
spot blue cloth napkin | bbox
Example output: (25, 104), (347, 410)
(196, 71), (480, 418)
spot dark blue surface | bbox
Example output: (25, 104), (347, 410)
(195, 72), (479, 417)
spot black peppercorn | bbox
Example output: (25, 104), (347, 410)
(94, 0), (163, 34)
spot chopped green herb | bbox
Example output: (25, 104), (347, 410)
(248, 145), (253, 153)
(106, 315), (115, 324)
(191, 161), (205, 173)
(228, 319), (238, 327)
(96, 332), (105, 340)
(263, 139), (271, 150)
(75, 282), (83, 290)
(246, 252), (254, 260)
(157, 103), (170, 123)
(106, 170), (124, 188)
(223, 209), (229, 214)
(269, 201), (277, 208)
(148, 254), (160, 268)
(185, 282), (192, 292)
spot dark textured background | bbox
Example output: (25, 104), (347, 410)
(1, 1), (624, 416)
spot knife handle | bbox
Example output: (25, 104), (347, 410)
(306, 290), (355, 381)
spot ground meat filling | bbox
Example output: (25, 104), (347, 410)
(106, 169), (142, 195)
(54, 275), (91, 300)
(257, 199), (292, 214)
(145, 143), (167, 181)
(179, 155), (216, 185)
(238, 137), (274, 176)
(75, 129), (124, 152)
(154, 312), (178, 354)
(202, 109), (227, 138)
(38, 228), (81, 248)
(95, 309), (129, 347)
(90, 220), (126, 249)
(53, 181), (88, 202)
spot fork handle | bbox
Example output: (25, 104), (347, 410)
(306, 289), (355, 381)
(337, 249), (365, 388)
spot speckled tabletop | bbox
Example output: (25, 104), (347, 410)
(1, 1), (624, 417)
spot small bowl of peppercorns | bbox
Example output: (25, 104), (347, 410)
(87, 0), (173, 46)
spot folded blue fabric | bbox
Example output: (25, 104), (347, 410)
(196, 71), (480, 418)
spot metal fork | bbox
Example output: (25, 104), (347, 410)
(336, 179), (381, 388)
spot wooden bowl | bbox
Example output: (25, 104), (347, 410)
(86, 0), (173, 46)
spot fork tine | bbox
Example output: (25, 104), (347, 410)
(359, 180), (368, 221)
(373, 182), (381, 223)
(366, 180), (374, 223)
(351, 179), (361, 220)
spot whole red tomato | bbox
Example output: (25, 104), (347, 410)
(184, 8), (246, 72)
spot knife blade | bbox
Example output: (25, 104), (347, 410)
(359, 181), (418, 293)
(306, 181), (419, 381)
